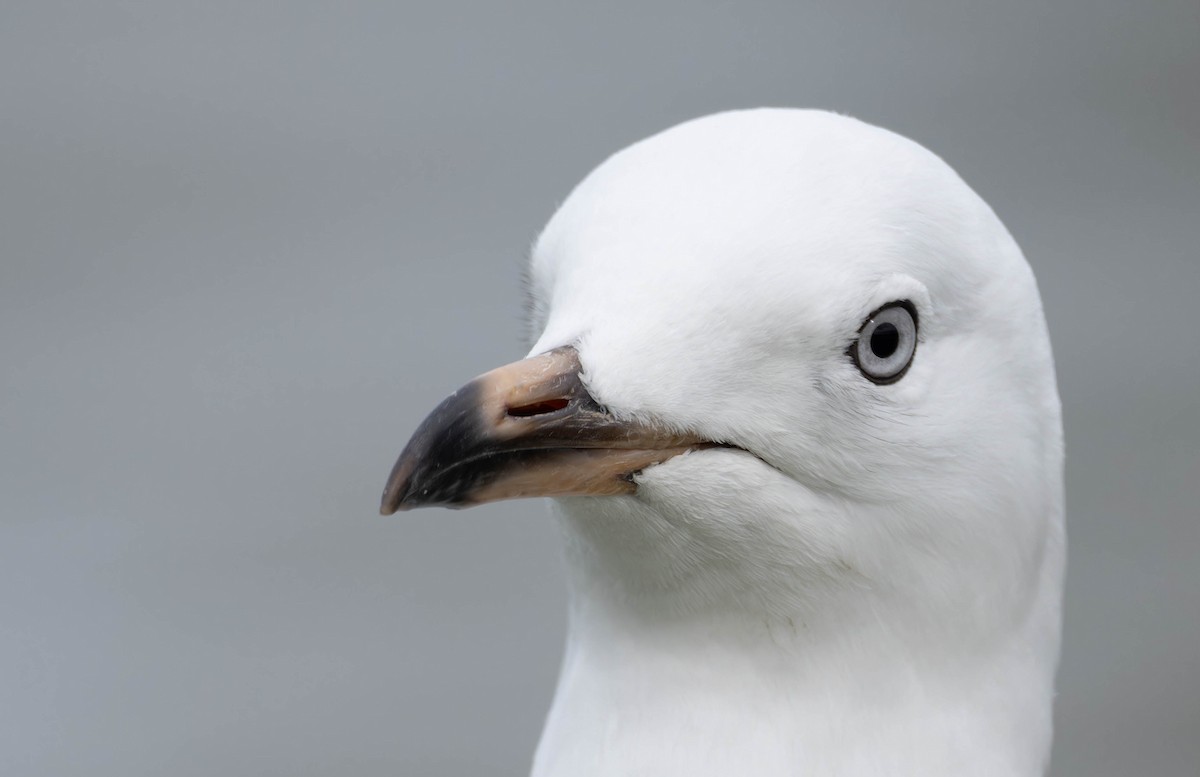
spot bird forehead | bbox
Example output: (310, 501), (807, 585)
(531, 109), (1000, 325)
(540, 111), (931, 265)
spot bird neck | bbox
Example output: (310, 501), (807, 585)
(532, 497), (1061, 777)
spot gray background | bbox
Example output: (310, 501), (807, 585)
(2, 1), (1197, 775)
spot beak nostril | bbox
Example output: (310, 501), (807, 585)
(507, 398), (570, 418)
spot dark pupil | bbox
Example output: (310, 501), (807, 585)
(869, 322), (900, 359)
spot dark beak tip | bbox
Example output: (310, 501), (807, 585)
(380, 451), (423, 515)
(379, 482), (408, 516)
(379, 497), (414, 516)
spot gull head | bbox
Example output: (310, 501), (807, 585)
(381, 109), (1065, 775)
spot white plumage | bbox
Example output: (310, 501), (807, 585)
(521, 109), (1065, 776)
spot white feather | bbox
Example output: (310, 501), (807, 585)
(524, 109), (1064, 777)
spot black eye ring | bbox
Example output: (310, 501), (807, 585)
(849, 301), (919, 385)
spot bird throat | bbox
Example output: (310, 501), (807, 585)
(530, 496), (1058, 777)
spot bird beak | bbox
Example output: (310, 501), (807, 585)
(380, 346), (708, 513)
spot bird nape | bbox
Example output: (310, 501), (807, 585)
(380, 109), (1065, 777)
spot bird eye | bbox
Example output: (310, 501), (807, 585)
(851, 301), (918, 384)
